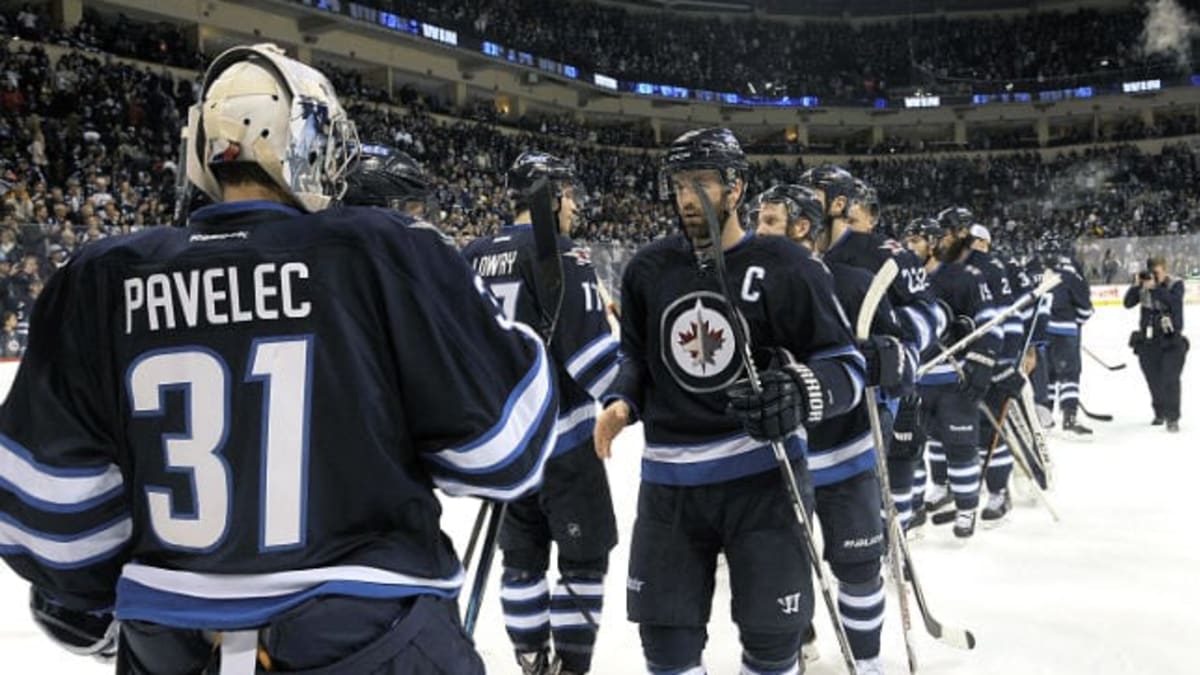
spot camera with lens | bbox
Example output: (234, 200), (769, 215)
(1139, 270), (1153, 281)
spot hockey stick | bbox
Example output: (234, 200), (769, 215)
(694, 182), (857, 674)
(1083, 346), (1126, 371)
(1078, 402), (1114, 422)
(463, 177), (566, 637)
(978, 404), (1060, 522)
(917, 271), (1061, 378)
(855, 259), (919, 674)
(876, 345), (978, 646)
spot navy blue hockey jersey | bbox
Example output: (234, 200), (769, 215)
(1047, 260), (1093, 337)
(966, 249), (1021, 361)
(0, 201), (558, 629)
(463, 223), (618, 456)
(920, 260), (1002, 387)
(805, 260), (905, 486)
(823, 230), (945, 356)
(606, 233), (865, 487)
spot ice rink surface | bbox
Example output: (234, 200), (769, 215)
(1, 304), (1195, 673)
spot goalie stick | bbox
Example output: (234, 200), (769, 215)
(695, 182), (857, 674)
(463, 177), (566, 637)
(855, 258), (918, 674)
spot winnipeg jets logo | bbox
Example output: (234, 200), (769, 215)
(660, 291), (743, 393)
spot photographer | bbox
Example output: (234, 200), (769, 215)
(1125, 257), (1189, 432)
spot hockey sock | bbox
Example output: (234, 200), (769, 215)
(740, 630), (801, 675)
(945, 444), (981, 511)
(887, 457), (915, 528)
(501, 570), (550, 654)
(913, 461), (928, 507)
(1058, 381), (1079, 418)
(551, 573), (604, 673)
(640, 624), (706, 675)
(926, 439), (946, 487)
(838, 576), (885, 660)
(983, 443), (1013, 494)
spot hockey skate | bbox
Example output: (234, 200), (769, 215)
(855, 656), (886, 674)
(1167, 420), (1180, 433)
(801, 623), (820, 664)
(953, 510), (976, 539)
(1152, 416), (1165, 426)
(516, 649), (551, 675)
(1061, 413), (1092, 436)
(980, 489), (1011, 525)
(923, 483), (952, 513)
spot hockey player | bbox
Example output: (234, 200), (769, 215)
(753, 183), (912, 673)
(959, 223), (1024, 523)
(803, 168), (944, 532)
(462, 151), (619, 675)
(903, 215), (1001, 538)
(594, 129), (866, 675)
(0, 44), (558, 673)
(341, 141), (437, 221)
(1045, 251), (1094, 434)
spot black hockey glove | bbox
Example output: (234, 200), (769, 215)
(859, 335), (903, 389)
(947, 314), (976, 344)
(30, 586), (118, 663)
(726, 368), (815, 442)
(990, 363), (1025, 400)
(958, 350), (996, 402)
(890, 395), (926, 462)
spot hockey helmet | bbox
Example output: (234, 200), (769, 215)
(341, 143), (434, 215)
(659, 127), (748, 201)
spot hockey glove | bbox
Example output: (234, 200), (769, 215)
(859, 335), (903, 389)
(990, 363), (1025, 400)
(30, 586), (118, 664)
(958, 350), (996, 402)
(726, 368), (813, 442)
(947, 314), (976, 344)
(890, 395), (926, 462)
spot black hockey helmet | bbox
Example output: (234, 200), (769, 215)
(936, 206), (975, 232)
(507, 150), (579, 197)
(852, 177), (880, 222)
(797, 165), (856, 211)
(903, 217), (942, 242)
(658, 127), (748, 201)
(341, 143), (433, 214)
(749, 184), (825, 237)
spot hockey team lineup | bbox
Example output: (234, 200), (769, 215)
(0, 40), (1194, 675)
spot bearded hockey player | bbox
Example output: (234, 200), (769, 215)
(594, 128), (865, 675)
(903, 215), (1001, 538)
(462, 151), (619, 675)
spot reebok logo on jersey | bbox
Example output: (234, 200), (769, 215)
(949, 424), (974, 432)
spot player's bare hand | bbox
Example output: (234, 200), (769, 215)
(594, 400), (630, 460)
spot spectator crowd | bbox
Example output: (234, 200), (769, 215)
(0, 2), (1198, 360)
(336, 0), (1190, 100)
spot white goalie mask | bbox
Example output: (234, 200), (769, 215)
(185, 43), (358, 212)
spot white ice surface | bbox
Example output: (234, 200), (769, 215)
(1, 305), (1195, 673)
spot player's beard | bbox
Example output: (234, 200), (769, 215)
(681, 211), (714, 257)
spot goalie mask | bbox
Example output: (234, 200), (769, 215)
(185, 43), (358, 212)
